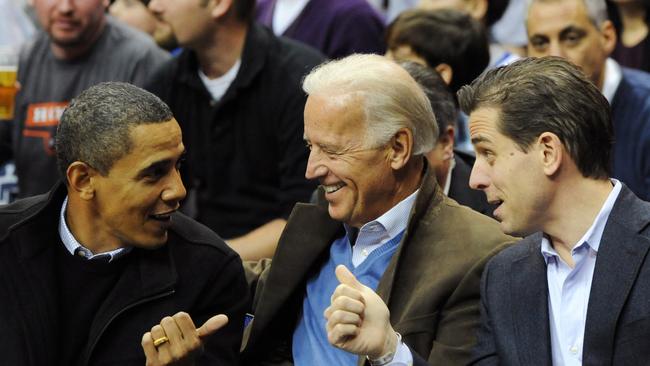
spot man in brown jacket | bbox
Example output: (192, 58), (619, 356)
(241, 55), (514, 365)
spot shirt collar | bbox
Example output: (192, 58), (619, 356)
(602, 58), (623, 103)
(541, 179), (622, 263)
(58, 196), (131, 262)
(345, 189), (419, 242)
(442, 157), (456, 196)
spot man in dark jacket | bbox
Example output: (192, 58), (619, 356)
(0, 82), (248, 366)
(147, 0), (324, 260)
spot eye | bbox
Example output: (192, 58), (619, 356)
(305, 141), (313, 151)
(529, 37), (548, 51)
(563, 32), (583, 46)
(175, 156), (185, 170)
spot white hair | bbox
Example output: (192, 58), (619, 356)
(302, 54), (437, 155)
(526, 0), (609, 28)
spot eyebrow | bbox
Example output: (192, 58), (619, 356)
(471, 135), (492, 145)
(559, 26), (587, 39)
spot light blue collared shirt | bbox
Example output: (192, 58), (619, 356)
(349, 189), (419, 267)
(345, 189), (419, 365)
(541, 180), (622, 366)
(59, 196), (131, 262)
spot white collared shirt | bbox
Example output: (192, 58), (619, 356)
(442, 157), (456, 196)
(58, 197), (130, 262)
(348, 189), (419, 267)
(541, 179), (622, 366)
(198, 59), (241, 102)
(272, 0), (310, 35)
(602, 58), (623, 103)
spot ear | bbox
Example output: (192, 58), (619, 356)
(537, 132), (563, 177)
(388, 128), (413, 170)
(66, 162), (97, 201)
(467, 0), (488, 21)
(599, 20), (617, 56)
(102, 0), (110, 9)
(434, 63), (453, 86)
(439, 125), (455, 160)
(211, 0), (234, 19)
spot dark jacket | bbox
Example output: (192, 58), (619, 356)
(242, 164), (515, 365)
(0, 185), (249, 365)
(470, 185), (650, 365)
(146, 23), (325, 239)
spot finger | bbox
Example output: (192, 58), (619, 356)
(197, 314), (229, 339)
(331, 295), (365, 316)
(150, 324), (170, 361)
(331, 283), (364, 305)
(327, 323), (360, 346)
(325, 309), (362, 330)
(141, 331), (159, 364)
(160, 316), (185, 358)
(335, 265), (364, 290)
(172, 311), (198, 339)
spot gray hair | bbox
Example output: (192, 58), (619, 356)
(526, 0), (609, 28)
(458, 57), (612, 179)
(56, 82), (174, 179)
(302, 54), (437, 155)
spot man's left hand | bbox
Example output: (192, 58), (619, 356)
(141, 312), (228, 366)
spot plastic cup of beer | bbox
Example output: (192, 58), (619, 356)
(0, 47), (18, 120)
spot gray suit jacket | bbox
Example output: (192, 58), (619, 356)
(242, 166), (514, 365)
(470, 185), (650, 365)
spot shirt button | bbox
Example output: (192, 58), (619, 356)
(570, 346), (578, 354)
(362, 249), (368, 256)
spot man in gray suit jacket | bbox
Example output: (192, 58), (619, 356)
(460, 56), (650, 365)
(241, 54), (514, 365)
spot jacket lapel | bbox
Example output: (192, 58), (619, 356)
(510, 234), (552, 365)
(247, 202), (341, 349)
(583, 186), (650, 365)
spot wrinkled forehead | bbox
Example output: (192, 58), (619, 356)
(527, 0), (594, 31)
(304, 93), (368, 143)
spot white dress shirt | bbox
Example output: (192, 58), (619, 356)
(541, 180), (622, 365)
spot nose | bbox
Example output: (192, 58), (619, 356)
(148, 0), (163, 14)
(55, 0), (74, 12)
(547, 42), (566, 58)
(469, 159), (490, 191)
(161, 168), (187, 205)
(305, 149), (328, 180)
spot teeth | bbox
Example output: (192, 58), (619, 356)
(323, 183), (345, 194)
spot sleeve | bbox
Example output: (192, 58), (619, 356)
(197, 253), (251, 366)
(467, 258), (500, 365)
(425, 245), (507, 365)
(325, 5), (386, 59)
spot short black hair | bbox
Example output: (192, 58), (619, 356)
(56, 82), (174, 180)
(458, 57), (613, 179)
(386, 8), (490, 94)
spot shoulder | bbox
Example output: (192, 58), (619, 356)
(0, 192), (53, 241)
(619, 68), (650, 101)
(254, 25), (325, 75)
(169, 212), (237, 257)
(103, 17), (170, 63)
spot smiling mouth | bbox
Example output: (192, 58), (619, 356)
(323, 183), (345, 194)
(150, 211), (174, 222)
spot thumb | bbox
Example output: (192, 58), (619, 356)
(197, 314), (229, 339)
(335, 264), (363, 290)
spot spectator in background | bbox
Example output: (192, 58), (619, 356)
(607, 0), (650, 72)
(109, 0), (178, 51)
(385, 8), (490, 153)
(147, 0), (324, 261)
(400, 61), (495, 217)
(418, 0), (518, 67)
(527, 0), (650, 200)
(255, 0), (385, 59)
(1, 0), (170, 199)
